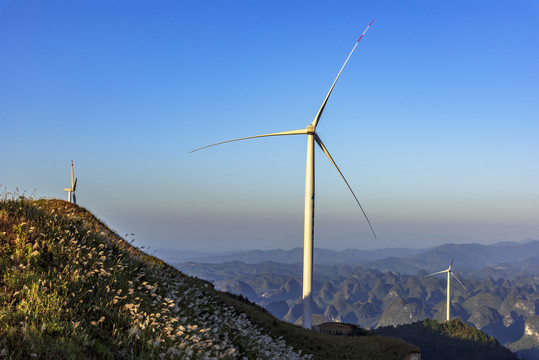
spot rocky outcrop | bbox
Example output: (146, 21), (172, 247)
(524, 315), (539, 342)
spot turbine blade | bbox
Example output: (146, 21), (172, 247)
(190, 128), (308, 153)
(73, 178), (77, 191)
(314, 134), (376, 238)
(449, 255), (455, 269)
(311, 19), (374, 128)
(72, 193), (76, 205)
(422, 269), (448, 279)
(451, 272), (470, 295)
(71, 160), (75, 186)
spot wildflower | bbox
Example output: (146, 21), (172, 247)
(128, 326), (140, 338)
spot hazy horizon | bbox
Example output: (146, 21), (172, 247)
(152, 236), (538, 256)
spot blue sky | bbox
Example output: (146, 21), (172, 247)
(1, 0), (538, 252)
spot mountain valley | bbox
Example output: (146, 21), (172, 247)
(176, 241), (539, 359)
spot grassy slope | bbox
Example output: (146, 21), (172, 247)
(220, 293), (417, 360)
(0, 197), (418, 360)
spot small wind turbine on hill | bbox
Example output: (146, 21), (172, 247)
(423, 256), (470, 321)
(191, 20), (376, 329)
(64, 160), (77, 204)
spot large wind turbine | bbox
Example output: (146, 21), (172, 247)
(64, 160), (77, 204)
(423, 256), (470, 321)
(191, 20), (376, 329)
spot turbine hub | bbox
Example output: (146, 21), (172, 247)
(306, 125), (315, 134)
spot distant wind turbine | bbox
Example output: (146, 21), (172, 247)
(191, 20), (376, 329)
(64, 160), (77, 204)
(423, 256), (470, 321)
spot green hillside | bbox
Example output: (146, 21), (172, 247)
(376, 319), (518, 360)
(0, 196), (418, 359)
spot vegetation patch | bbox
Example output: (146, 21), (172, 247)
(376, 319), (518, 360)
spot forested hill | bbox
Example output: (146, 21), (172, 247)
(376, 319), (518, 360)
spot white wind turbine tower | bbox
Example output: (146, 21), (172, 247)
(191, 20), (376, 329)
(423, 256), (470, 322)
(64, 160), (77, 204)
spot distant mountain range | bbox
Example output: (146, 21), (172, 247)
(166, 246), (428, 265)
(165, 239), (539, 276)
(361, 240), (539, 276)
